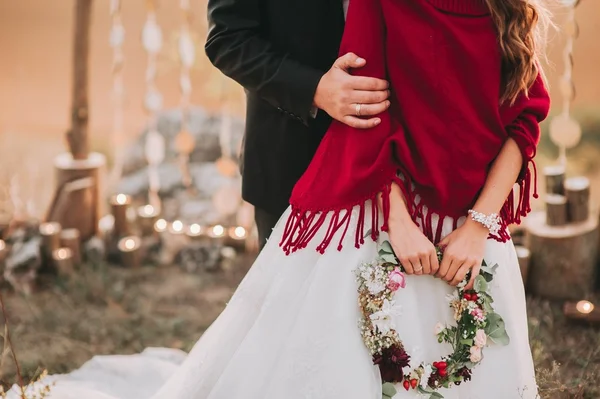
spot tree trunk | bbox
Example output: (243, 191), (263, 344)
(67, 0), (92, 160)
(526, 211), (599, 300)
(565, 177), (590, 223)
(545, 194), (568, 226)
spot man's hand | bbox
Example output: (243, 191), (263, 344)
(313, 52), (390, 129)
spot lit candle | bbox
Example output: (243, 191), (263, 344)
(169, 220), (185, 235)
(60, 228), (82, 265)
(154, 218), (168, 233)
(208, 224), (226, 238)
(39, 222), (62, 257)
(110, 194), (131, 236)
(576, 300), (595, 314)
(0, 239), (7, 263)
(137, 204), (160, 237)
(186, 223), (204, 240)
(118, 236), (142, 268)
(52, 247), (74, 275)
(229, 226), (247, 240)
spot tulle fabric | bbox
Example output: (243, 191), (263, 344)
(9, 203), (538, 399)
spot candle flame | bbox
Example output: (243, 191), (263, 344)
(189, 223), (201, 235)
(0, 240), (5, 251)
(576, 300), (594, 314)
(40, 223), (58, 235)
(115, 194), (129, 205)
(234, 226), (247, 238)
(142, 204), (155, 215)
(124, 239), (136, 250)
(56, 248), (70, 260)
(212, 225), (224, 237)
(154, 218), (167, 232)
(172, 220), (184, 232)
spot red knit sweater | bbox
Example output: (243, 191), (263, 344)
(280, 0), (551, 254)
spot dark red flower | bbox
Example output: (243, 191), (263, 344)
(457, 366), (472, 382)
(373, 344), (411, 383)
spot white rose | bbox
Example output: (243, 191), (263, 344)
(469, 345), (482, 363)
(434, 322), (445, 335)
(474, 329), (487, 348)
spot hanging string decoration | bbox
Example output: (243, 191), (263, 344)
(107, 0), (127, 192)
(174, 0), (197, 188)
(142, 0), (166, 211)
(549, 0), (582, 165)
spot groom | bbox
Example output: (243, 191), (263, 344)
(205, 0), (390, 249)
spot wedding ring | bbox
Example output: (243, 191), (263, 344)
(414, 265), (423, 272)
(355, 103), (362, 116)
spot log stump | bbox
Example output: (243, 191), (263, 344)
(544, 165), (566, 195)
(46, 152), (106, 241)
(525, 211), (598, 300)
(565, 177), (590, 223)
(545, 194), (568, 226)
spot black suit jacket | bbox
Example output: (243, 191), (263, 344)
(205, 0), (345, 216)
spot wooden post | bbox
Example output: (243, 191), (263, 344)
(565, 177), (590, 223)
(544, 165), (566, 195)
(67, 0), (92, 160)
(525, 211), (599, 300)
(545, 194), (568, 226)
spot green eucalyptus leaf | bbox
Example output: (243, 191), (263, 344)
(473, 275), (488, 292)
(382, 395), (392, 399)
(382, 383), (397, 397)
(379, 241), (394, 254)
(380, 254), (398, 264)
(485, 312), (510, 345)
(459, 338), (474, 346)
(430, 392), (445, 398)
(365, 228), (373, 238)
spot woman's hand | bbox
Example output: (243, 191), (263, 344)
(388, 219), (440, 275)
(436, 219), (488, 289)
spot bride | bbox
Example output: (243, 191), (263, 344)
(13, 0), (552, 398)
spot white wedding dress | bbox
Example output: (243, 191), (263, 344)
(9, 202), (538, 399)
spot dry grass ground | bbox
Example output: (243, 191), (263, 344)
(0, 255), (597, 398)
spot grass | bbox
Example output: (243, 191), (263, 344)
(0, 256), (598, 398)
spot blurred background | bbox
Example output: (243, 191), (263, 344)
(0, 1), (599, 398)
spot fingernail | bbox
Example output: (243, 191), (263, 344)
(374, 118), (381, 125)
(385, 101), (390, 107)
(356, 57), (365, 64)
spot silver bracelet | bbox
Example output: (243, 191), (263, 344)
(467, 210), (502, 235)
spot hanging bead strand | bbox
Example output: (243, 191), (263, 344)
(174, 0), (197, 188)
(549, 0), (582, 166)
(142, 0), (166, 211)
(107, 0), (126, 192)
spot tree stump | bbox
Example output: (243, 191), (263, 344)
(545, 194), (568, 226)
(46, 153), (106, 241)
(525, 211), (598, 300)
(565, 177), (590, 223)
(544, 165), (566, 195)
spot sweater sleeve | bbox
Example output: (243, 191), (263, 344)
(502, 74), (551, 177)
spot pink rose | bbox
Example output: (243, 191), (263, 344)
(470, 307), (484, 321)
(474, 329), (487, 348)
(469, 345), (482, 363)
(387, 268), (406, 291)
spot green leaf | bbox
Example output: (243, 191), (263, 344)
(430, 392), (445, 399)
(379, 241), (394, 255)
(365, 228), (373, 238)
(380, 253), (398, 265)
(459, 338), (474, 346)
(485, 312), (511, 345)
(382, 382), (397, 397)
(473, 275), (488, 292)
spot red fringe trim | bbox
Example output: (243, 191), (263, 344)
(280, 161), (537, 254)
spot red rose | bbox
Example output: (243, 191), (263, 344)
(373, 344), (411, 383)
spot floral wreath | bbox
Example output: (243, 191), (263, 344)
(355, 241), (509, 399)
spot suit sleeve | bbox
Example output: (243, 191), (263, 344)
(502, 74), (551, 177)
(205, 0), (325, 126)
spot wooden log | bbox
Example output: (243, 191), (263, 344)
(60, 228), (82, 265)
(514, 245), (531, 285)
(47, 153), (106, 241)
(545, 194), (568, 226)
(525, 211), (598, 300)
(544, 165), (566, 195)
(565, 177), (590, 223)
(67, 0), (92, 160)
(563, 300), (600, 324)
